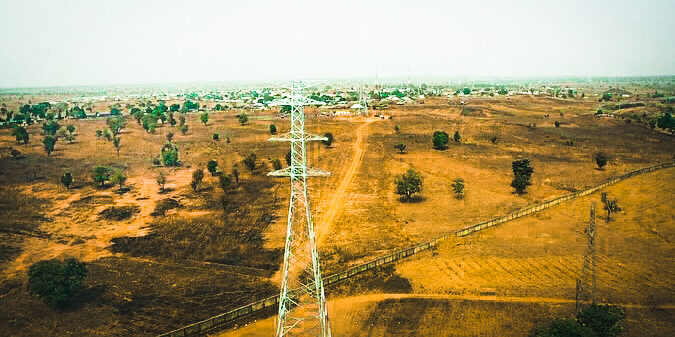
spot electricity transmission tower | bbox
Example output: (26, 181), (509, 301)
(577, 203), (597, 313)
(358, 84), (369, 116)
(268, 80), (332, 337)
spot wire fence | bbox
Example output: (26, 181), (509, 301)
(159, 161), (674, 337)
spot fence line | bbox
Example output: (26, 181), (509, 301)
(159, 161), (674, 337)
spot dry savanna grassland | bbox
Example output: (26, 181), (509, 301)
(0, 92), (673, 336)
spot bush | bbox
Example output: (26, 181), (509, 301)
(451, 178), (464, 199)
(28, 259), (87, 309)
(179, 124), (188, 135)
(490, 135), (498, 145)
(61, 171), (73, 190)
(395, 168), (423, 201)
(530, 318), (595, 337)
(453, 131), (461, 143)
(322, 132), (334, 148)
(212, 133), (220, 141)
(555, 121), (561, 128)
(244, 153), (257, 171)
(269, 124), (277, 135)
(432, 131), (449, 150)
(577, 303), (625, 337)
(272, 158), (282, 171)
(394, 142), (407, 154)
(156, 172), (166, 191)
(191, 169), (204, 191)
(237, 113), (248, 125)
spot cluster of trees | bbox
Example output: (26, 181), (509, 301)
(28, 258), (87, 309)
(96, 117), (125, 156)
(531, 303), (625, 337)
(432, 130), (462, 150)
(92, 165), (127, 191)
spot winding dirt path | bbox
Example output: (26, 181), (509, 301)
(316, 118), (376, 244)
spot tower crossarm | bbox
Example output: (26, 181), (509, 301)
(269, 133), (328, 142)
(268, 167), (330, 177)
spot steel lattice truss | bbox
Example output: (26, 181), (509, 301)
(268, 81), (332, 337)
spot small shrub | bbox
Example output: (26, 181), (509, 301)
(453, 131), (461, 143)
(244, 153), (257, 171)
(269, 124), (277, 135)
(322, 132), (334, 148)
(451, 178), (464, 199)
(191, 169), (204, 192)
(394, 142), (407, 154)
(272, 158), (282, 171)
(554, 121), (561, 128)
(212, 133), (220, 141)
(156, 172), (166, 191)
(61, 171), (73, 190)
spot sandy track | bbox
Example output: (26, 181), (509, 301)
(316, 118), (376, 243)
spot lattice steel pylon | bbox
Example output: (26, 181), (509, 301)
(268, 80), (332, 337)
(358, 83), (369, 116)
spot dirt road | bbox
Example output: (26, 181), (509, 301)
(316, 118), (376, 243)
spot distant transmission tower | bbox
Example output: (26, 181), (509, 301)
(269, 80), (332, 337)
(358, 83), (368, 116)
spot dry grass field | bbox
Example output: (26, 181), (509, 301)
(0, 93), (673, 336)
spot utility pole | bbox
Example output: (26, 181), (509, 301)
(269, 80), (332, 337)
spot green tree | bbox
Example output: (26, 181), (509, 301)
(191, 168), (204, 191)
(394, 142), (407, 154)
(110, 169), (127, 191)
(269, 124), (277, 135)
(463, 87), (471, 95)
(170, 103), (180, 112)
(200, 111), (209, 125)
(577, 303), (625, 337)
(12, 126), (29, 145)
(554, 121), (561, 128)
(601, 192), (621, 221)
(42, 135), (57, 156)
(322, 132), (334, 148)
(395, 168), (423, 201)
(61, 171), (73, 190)
(179, 115), (186, 127)
(244, 153), (257, 171)
(28, 258), (87, 309)
(93, 165), (112, 187)
(66, 125), (76, 134)
(207, 159), (219, 175)
(511, 159), (534, 194)
(42, 120), (60, 136)
(161, 143), (179, 167)
(451, 178), (464, 199)
(213, 133), (220, 141)
(656, 111), (674, 131)
(595, 152), (607, 170)
(112, 136), (121, 157)
(432, 131), (449, 150)
(453, 131), (461, 143)
(179, 124), (188, 135)
(167, 132), (174, 143)
(237, 113), (249, 125)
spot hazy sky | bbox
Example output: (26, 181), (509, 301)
(1, 0), (673, 88)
